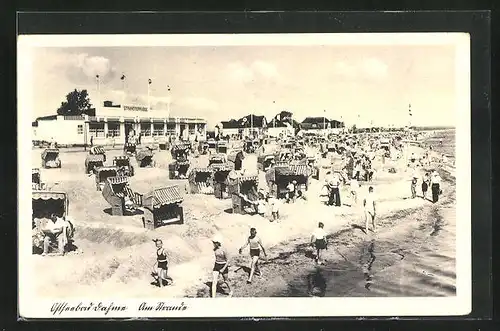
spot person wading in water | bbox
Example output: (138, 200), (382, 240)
(363, 186), (377, 233)
(239, 228), (267, 284)
(211, 235), (233, 298)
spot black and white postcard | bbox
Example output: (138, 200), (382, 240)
(18, 32), (471, 318)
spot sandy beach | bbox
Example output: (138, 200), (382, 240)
(31, 130), (456, 299)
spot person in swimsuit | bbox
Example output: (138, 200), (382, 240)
(310, 222), (328, 265)
(239, 228), (267, 284)
(363, 186), (377, 233)
(153, 239), (173, 287)
(211, 235), (233, 298)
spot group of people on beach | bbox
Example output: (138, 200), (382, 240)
(411, 169), (443, 203)
(151, 227), (267, 297)
(151, 221), (340, 297)
(147, 130), (446, 297)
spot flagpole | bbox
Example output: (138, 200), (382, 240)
(121, 74), (126, 107)
(273, 101), (276, 129)
(167, 85), (171, 118)
(147, 79), (151, 111)
(408, 103), (412, 130)
(96, 75), (100, 108)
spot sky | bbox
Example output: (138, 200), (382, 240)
(31, 44), (457, 128)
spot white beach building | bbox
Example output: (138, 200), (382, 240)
(32, 101), (207, 146)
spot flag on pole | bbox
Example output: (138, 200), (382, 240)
(166, 85), (172, 115)
(147, 79), (152, 110)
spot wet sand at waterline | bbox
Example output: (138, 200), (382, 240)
(29, 130), (456, 298)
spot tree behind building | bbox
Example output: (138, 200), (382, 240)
(56, 89), (93, 116)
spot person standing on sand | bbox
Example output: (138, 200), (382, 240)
(211, 235), (233, 298)
(310, 222), (328, 265)
(410, 171), (418, 199)
(329, 172), (342, 207)
(363, 186), (377, 233)
(256, 197), (267, 217)
(286, 180), (296, 203)
(366, 159), (374, 182)
(267, 195), (281, 222)
(422, 172), (430, 200)
(152, 239), (173, 287)
(239, 228), (267, 284)
(353, 160), (362, 180)
(430, 171), (442, 203)
(350, 175), (360, 206)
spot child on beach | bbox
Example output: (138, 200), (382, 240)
(152, 239), (173, 287)
(310, 222), (328, 265)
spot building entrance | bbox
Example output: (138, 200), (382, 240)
(125, 123), (134, 144)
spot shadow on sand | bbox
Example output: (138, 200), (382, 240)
(103, 208), (144, 216)
(351, 224), (367, 234)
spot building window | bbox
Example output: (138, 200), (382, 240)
(107, 122), (120, 137)
(188, 124), (196, 135)
(140, 123), (151, 136)
(77, 125), (83, 135)
(166, 123), (176, 135)
(153, 123), (164, 136)
(89, 123), (105, 138)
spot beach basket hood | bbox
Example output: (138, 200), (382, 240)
(143, 186), (183, 209)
